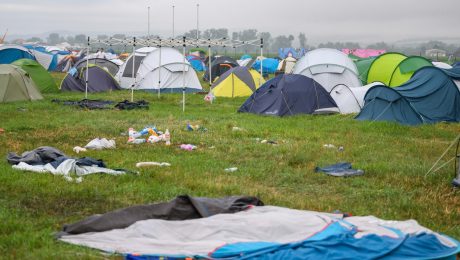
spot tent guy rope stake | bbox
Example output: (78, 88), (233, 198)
(425, 134), (460, 177)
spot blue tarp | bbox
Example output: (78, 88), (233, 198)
(239, 74), (338, 116)
(252, 58), (279, 75)
(241, 54), (252, 60)
(356, 67), (460, 125)
(278, 48), (306, 59)
(0, 48), (35, 64)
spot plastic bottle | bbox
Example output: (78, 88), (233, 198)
(224, 167), (238, 172)
(165, 129), (171, 146)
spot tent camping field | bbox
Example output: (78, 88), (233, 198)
(0, 71), (459, 258)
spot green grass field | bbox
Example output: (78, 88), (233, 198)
(0, 72), (459, 259)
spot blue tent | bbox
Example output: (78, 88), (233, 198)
(356, 67), (460, 125)
(279, 48), (306, 59)
(0, 45), (35, 64)
(238, 74), (338, 116)
(186, 55), (205, 71)
(25, 46), (59, 71)
(452, 62), (460, 68)
(252, 58), (279, 75)
(240, 54), (252, 60)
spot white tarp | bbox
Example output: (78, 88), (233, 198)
(293, 48), (362, 91)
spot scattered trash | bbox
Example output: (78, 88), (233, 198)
(74, 138), (116, 153)
(0, 128), (4, 134)
(204, 92), (216, 103)
(73, 146), (87, 153)
(52, 99), (114, 110)
(75, 177), (83, 183)
(209, 146), (215, 149)
(232, 127), (243, 131)
(224, 167), (238, 172)
(180, 144), (197, 151)
(17, 107), (27, 112)
(136, 162), (171, 168)
(315, 162), (364, 177)
(261, 140), (277, 145)
(127, 127), (170, 145)
(338, 146), (344, 152)
(115, 100), (149, 110)
(323, 144), (336, 149)
(186, 123), (207, 132)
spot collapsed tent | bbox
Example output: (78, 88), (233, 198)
(74, 58), (119, 76)
(203, 56), (239, 82)
(293, 48), (362, 91)
(186, 55), (205, 71)
(356, 67), (460, 125)
(277, 56), (297, 74)
(0, 64), (43, 102)
(329, 82), (382, 114)
(366, 52), (407, 85)
(116, 47), (202, 93)
(25, 46), (59, 71)
(61, 64), (121, 92)
(0, 44), (35, 64)
(55, 55), (78, 72)
(210, 67), (264, 97)
(11, 59), (57, 93)
(238, 74), (339, 116)
(58, 197), (460, 259)
(252, 57), (279, 75)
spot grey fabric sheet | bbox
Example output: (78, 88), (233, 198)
(7, 146), (67, 165)
(57, 195), (263, 237)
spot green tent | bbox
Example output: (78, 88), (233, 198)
(367, 53), (407, 86)
(0, 64), (43, 103)
(12, 59), (57, 93)
(388, 56), (433, 87)
(355, 57), (376, 84)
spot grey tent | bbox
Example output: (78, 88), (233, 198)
(0, 64), (43, 103)
(60, 64), (120, 92)
(74, 58), (119, 76)
(356, 67), (460, 125)
(239, 74), (339, 116)
(203, 56), (239, 82)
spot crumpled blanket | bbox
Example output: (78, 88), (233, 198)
(7, 146), (67, 165)
(114, 100), (149, 110)
(315, 162), (364, 177)
(52, 99), (114, 110)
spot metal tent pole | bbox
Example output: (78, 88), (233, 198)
(172, 5), (175, 39)
(259, 38), (263, 87)
(131, 37), (136, 102)
(182, 36), (186, 112)
(196, 4), (199, 40)
(148, 6), (150, 38)
(158, 39), (162, 99)
(85, 36), (90, 99)
(208, 40), (212, 86)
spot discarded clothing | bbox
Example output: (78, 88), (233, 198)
(115, 100), (149, 110)
(58, 195), (263, 236)
(52, 99), (114, 110)
(315, 162), (364, 177)
(58, 205), (460, 259)
(7, 146), (67, 165)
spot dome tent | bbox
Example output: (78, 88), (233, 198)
(211, 67), (264, 97)
(355, 57), (375, 84)
(0, 45), (35, 64)
(388, 56), (433, 87)
(0, 64), (43, 102)
(292, 48), (362, 92)
(61, 64), (120, 93)
(238, 74), (339, 116)
(116, 47), (202, 93)
(74, 58), (119, 76)
(329, 82), (383, 114)
(12, 59), (57, 93)
(356, 67), (460, 125)
(366, 52), (407, 86)
(277, 56), (297, 74)
(203, 56), (239, 83)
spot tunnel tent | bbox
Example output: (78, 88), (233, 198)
(0, 64), (43, 102)
(0, 44), (35, 64)
(238, 74), (339, 116)
(211, 66), (264, 97)
(74, 58), (119, 76)
(292, 48), (361, 91)
(366, 52), (407, 85)
(12, 59), (57, 93)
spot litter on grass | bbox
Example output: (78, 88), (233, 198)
(74, 138), (116, 153)
(136, 162), (171, 168)
(127, 127), (171, 146)
(180, 144), (197, 151)
(315, 162), (364, 177)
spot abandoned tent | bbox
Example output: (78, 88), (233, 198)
(60, 64), (120, 92)
(0, 44), (35, 64)
(0, 64), (43, 102)
(11, 59), (57, 93)
(74, 58), (119, 76)
(210, 66), (264, 97)
(203, 56), (239, 82)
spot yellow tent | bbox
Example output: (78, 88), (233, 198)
(211, 67), (265, 97)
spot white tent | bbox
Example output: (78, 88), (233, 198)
(293, 48), (362, 91)
(329, 82), (383, 114)
(277, 56), (297, 74)
(116, 47), (202, 93)
(432, 62), (452, 69)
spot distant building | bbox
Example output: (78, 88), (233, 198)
(425, 49), (447, 58)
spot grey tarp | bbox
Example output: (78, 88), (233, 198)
(60, 65), (120, 92)
(7, 146), (66, 165)
(58, 195), (263, 236)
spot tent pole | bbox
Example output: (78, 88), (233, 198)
(131, 37), (136, 102)
(182, 36), (186, 112)
(208, 42), (213, 104)
(158, 39), (162, 99)
(85, 36), (90, 99)
(260, 38), (263, 87)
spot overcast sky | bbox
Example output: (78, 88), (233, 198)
(1, 0), (459, 44)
